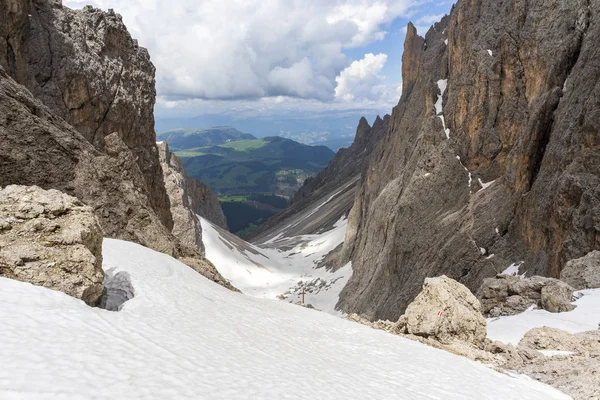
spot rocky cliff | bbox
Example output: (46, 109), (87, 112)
(0, 62), (178, 254)
(337, 0), (599, 321)
(0, 0), (234, 290)
(0, 0), (171, 232)
(293, 115), (389, 203)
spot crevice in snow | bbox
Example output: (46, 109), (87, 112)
(100, 268), (135, 311)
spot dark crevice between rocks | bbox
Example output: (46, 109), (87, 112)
(6, 39), (15, 72)
(527, 97), (558, 188)
(99, 268), (134, 311)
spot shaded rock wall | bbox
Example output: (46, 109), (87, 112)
(0, 0), (172, 230)
(0, 63), (177, 254)
(0, 1), (236, 291)
(338, 0), (600, 320)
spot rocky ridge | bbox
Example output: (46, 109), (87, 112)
(0, 0), (235, 291)
(0, 0), (171, 229)
(158, 141), (228, 255)
(337, 0), (600, 321)
(249, 115), (388, 243)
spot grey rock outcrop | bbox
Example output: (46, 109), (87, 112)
(0, 185), (104, 305)
(395, 276), (487, 344)
(293, 115), (389, 204)
(561, 251), (600, 289)
(477, 275), (576, 316)
(158, 141), (227, 255)
(337, 0), (600, 321)
(0, 0), (172, 230)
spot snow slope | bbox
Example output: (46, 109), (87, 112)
(487, 289), (600, 345)
(0, 239), (570, 399)
(201, 215), (351, 314)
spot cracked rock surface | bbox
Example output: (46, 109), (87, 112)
(0, 185), (104, 306)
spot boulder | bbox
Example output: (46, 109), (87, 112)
(395, 276), (487, 344)
(540, 283), (576, 313)
(477, 275), (576, 316)
(561, 251), (600, 290)
(0, 185), (104, 305)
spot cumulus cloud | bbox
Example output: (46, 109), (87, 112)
(64, 0), (418, 103)
(335, 53), (390, 102)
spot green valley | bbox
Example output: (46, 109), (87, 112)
(158, 127), (335, 236)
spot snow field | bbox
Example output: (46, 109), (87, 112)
(0, 239), (570, 399)
(201, 215), (352, 314)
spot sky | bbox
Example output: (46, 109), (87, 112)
(63, 0), (453, 121)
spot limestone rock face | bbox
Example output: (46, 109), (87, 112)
(0, 0), (172, 231)
(0, 66), (236, 290)
(477, 275), (575, 316)
(338, 0), (600, 320)
(0, 185), (104, 305)
(561, 251), (600, 289)
(0, 2), (237, 291)
(157, 142), (228, 255)
(395, 276), (487, 344)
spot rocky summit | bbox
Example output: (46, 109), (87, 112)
(336, 0), (600, 321)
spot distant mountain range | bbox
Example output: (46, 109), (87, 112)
(158, 127), (335, 235)
(155, 110), (383, 151)
(157, 127), (256, 149)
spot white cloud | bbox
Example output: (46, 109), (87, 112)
(63, 0), (417, 104)
(335, 53), (391, 102)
